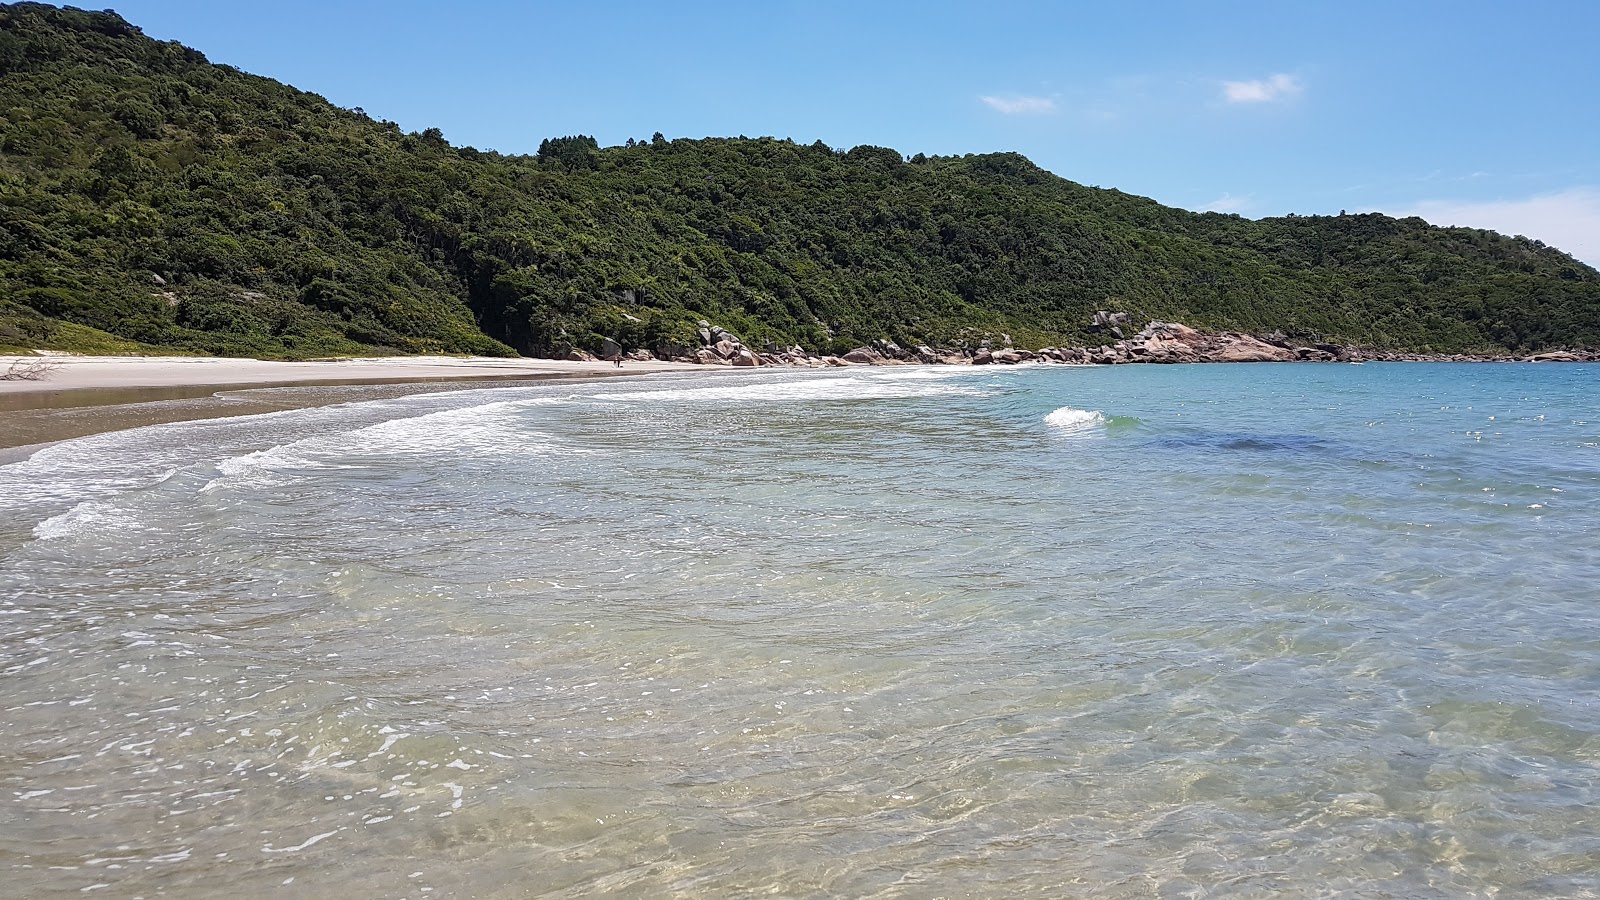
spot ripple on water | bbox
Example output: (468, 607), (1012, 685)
(2, 363), (1599, 897)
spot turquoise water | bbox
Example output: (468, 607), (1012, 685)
(2, 362), (1598, 898)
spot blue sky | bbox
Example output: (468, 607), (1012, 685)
(109, 0), (1600, 264)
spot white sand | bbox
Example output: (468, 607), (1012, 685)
(0, 354), (712, 393)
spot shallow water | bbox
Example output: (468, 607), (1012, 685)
(2, 362), (1598, 898)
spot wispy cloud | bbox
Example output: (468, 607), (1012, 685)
(1221, 73), (1302, 104)
(1391, 187), (1600, 266)
(980, 95), (1057, 115)
(1203, 193), (1251, 213)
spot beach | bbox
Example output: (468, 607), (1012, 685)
(0, 354), (715, 458)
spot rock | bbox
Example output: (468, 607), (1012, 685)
(823, 355), (850, 367)
(628, 349), (655, 361)
(151, 273), (166, 286)
(566, 348), (597, 362)
(914, 344), (939, 362)
(694, 348), (719, 364)
(697, 327), (713, 346)
(732, 349), (760, 366)
(972, 349), (994, 365)
(1294, 346), (1335, 361)
(1530, 350), (1580, 362)
(712, 339), (738, 359)
(1206, 333), (1296, 363)
(1133, 321), (1202, 343)
(841, 347), (884, 364)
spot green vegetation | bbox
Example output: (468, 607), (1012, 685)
(2, 3), (1597, 359)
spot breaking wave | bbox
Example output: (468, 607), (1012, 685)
(1044, 406), (1107, 433)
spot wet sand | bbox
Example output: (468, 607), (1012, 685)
(0, 353), (700, 393)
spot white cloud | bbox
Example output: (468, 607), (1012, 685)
(980, 95), (1057, 115)
(1222, 73), (1302, 104)
(1392, 187), (1600, 267)
(1203, 193), (1251, 213)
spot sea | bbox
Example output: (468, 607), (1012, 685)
(1, 361), (1597, 898)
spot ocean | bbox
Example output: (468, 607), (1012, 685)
(2, 362), (1597, 898)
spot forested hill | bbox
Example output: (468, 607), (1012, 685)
(2, 3), (1597, 359)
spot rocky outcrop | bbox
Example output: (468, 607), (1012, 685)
(1530, 350), (1583, 362)
(660, 315), (1595, 369)
(841, 347), (884, 365)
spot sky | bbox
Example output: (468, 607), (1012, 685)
(107, 0), (1600, 265)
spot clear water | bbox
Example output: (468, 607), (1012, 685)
(2, 362), (1598, 898)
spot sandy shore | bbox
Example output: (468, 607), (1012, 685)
(0, 354), (727, 459)
(0, 354), (701, 395)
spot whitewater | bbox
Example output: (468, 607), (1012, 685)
(2, 362), (1597, 898)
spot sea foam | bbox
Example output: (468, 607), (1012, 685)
(1044, 406), (1107, 433)
(201, 399), (572, 494)
(32, 499), (145, 541)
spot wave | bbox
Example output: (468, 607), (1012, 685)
(7, 369), (972, 536)
(1044, 406), (1108, 433)
(32, 498), (147, 541)
(200, 399), (573, 494)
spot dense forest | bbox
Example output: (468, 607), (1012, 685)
(2, 3), (1597, 359)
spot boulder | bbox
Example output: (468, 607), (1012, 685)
(823, 355), (850, 367)
(1206, 334), (1296, 363)
(712, 338), (738, 359)
(1089, 310), (1131, 331)
(1294, 347), (1335, 361)
(732, 349), (760, 366)
(841, 347), (884, 364)
(1530, 350), (1580, 362)
(566, 348), (597, 362)
(972, 349), (994, 365)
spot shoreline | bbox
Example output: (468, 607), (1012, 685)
(4, 351), (1592, 465)
(0, 353), (705, 398)
(0, 355), (729, 460)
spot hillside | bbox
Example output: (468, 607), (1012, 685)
(2, 2), (1598, 359)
